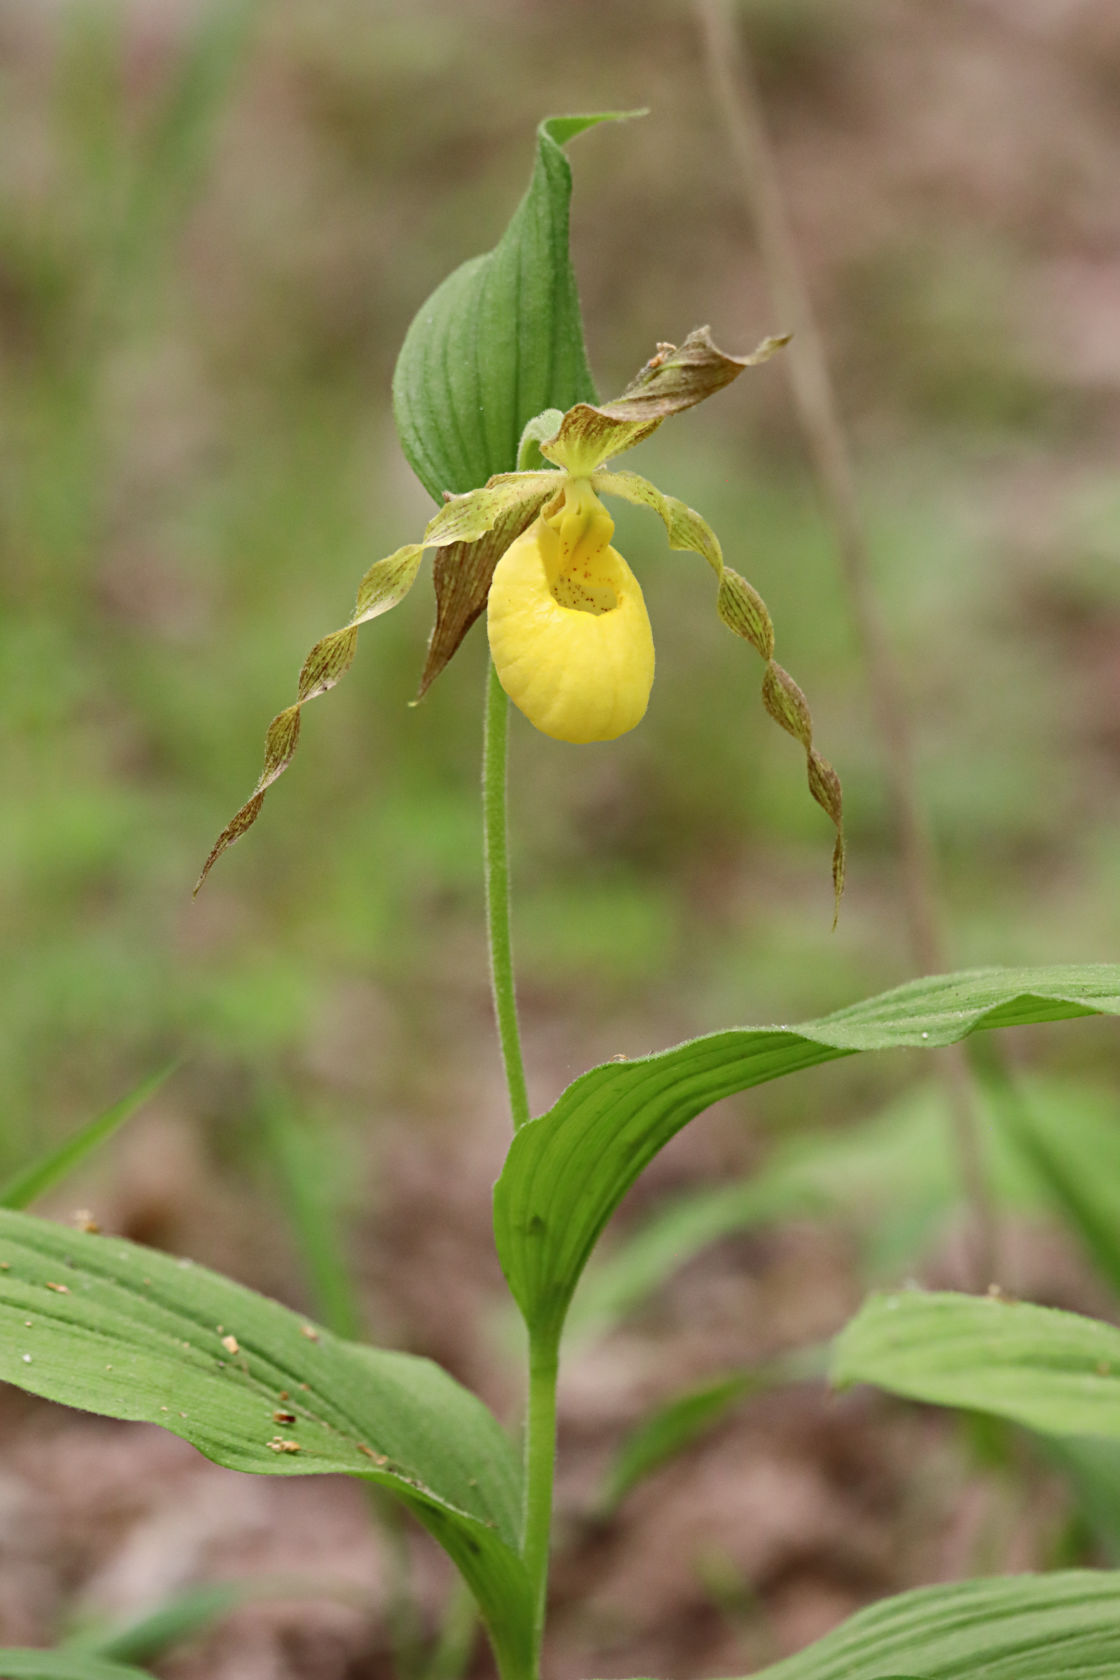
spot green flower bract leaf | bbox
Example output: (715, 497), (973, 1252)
(0, 1211), (532, 1680)
(392, 113), (639, 502)
(493, 964), (1120, 1348)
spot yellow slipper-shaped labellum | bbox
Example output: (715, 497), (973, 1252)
(487, 479), (655, 743)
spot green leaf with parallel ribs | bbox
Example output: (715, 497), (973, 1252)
(0, 1211), (531, 1680)
(741, 1570), (1120, 1680)
(571, 1071), (1097, 1348)
(392, 113), (637, 503)
(493, 965), (1120, 1348)
(591, 1574), (1120, 1679)
(832, 1290), (1120, 1441)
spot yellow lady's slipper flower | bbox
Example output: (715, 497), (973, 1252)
(198, 329), (844, 908)
(486, 478), (654, 744)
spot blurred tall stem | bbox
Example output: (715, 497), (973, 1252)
(696, 0), (998, 1285)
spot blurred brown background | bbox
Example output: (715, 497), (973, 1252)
(3, 1), (1120, 1675)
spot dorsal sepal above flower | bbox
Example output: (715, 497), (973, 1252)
(541, 328), (790, 477)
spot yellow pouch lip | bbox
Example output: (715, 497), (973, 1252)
(487, 496), (655, 744)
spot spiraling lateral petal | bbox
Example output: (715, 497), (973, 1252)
(595, 468), (844, 914)
(197, 477), (557, 890)
(422, 472), (557, 548)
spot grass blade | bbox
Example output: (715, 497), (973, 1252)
(0, 1064), (177, 1211)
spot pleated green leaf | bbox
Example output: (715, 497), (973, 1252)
(493, 965), (1120, 1347)
(567, 1082), (958, 1346)
(740, 1571), (1120, 1680)
(392, 113), (636, 502)
(571, 1070), (1082, 1347)
(833, 1289), (1120, 1440)
(0, 1212), (531, 1680)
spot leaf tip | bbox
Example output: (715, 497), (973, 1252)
(830, 832), (847, 931)
(193, 792), (266, 895)
(539, 109), (649, 152)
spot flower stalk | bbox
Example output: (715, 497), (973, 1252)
(522, 1330), (561, 1674)
(483, 658), (531, 1134)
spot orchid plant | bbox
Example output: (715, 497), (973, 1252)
(4, 112), (1120, 1680)
(194, 326), (843, 904)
